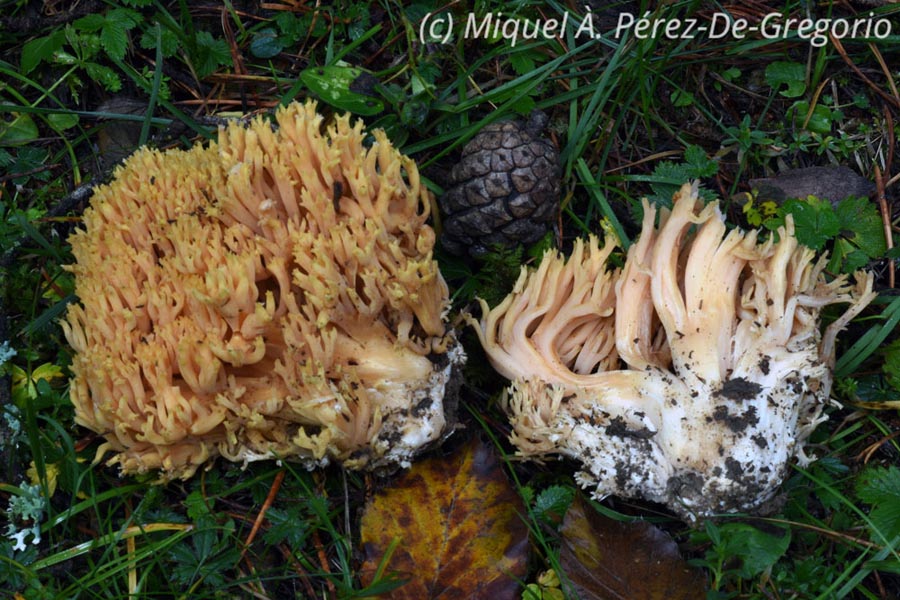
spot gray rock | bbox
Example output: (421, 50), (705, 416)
(749, 166), (873, 206)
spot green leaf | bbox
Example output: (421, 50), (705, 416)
(99, 8), (141, 61)
(835, 196), (886, 258)
(7, 147), (49, 184)
(718, 523), (791, 579)
(0, 114), (39, 146)
(857, 466), (900, 540)
(84, 61), (122, 92)
(21, 30), (66, 74)
(774, 197), (840, 251)
(299, 65), (384, 115)
(274, 12), (305, 42)
(73, 13), (105, 32)
(184, 490), (210, 521)
(509, 51), (536, 76)
(140, 24), (180, 58)
(843, 248), (872, 273)
(533, 485), (574, 523)
(670, 89), (694, 107)
(52, 49), (78, 65)
(47, 112), (79, 132)
(193, 31), (231, 78)
(250, 28), (283, 58)
(721, 67), (740, 82)
(261, 506), (308, 547)
(683, 144), (718, 177)
(765, 61), (806, 98)
(789, 101), (832, 134)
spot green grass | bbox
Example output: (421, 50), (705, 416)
(2, 0), (900, 597)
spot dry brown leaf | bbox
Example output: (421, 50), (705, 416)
(559, 496), (707, 600)
(359, 437), (529, 598)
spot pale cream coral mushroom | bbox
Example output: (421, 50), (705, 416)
(62, 101), (463, 480)
(472, 182), (874, 520)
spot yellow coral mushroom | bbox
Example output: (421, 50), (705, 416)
(472, 182), (874, 520)
(62, 101), (463, 480)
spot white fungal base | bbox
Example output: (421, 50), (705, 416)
(476, 182), (875, 522)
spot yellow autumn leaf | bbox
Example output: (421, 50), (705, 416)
(27, 461), (59, 497)
(359, 437), (529, 598)
(11, 362), (64, 402)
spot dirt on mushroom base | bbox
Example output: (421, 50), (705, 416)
(471, 182), (875, 521)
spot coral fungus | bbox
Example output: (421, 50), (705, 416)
(472, 182), (874, 520)
(63, 102), (463, 479)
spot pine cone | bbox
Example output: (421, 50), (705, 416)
(439, 112), (560, 257)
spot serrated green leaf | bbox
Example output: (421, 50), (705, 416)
(106, 11), (139, 53)
(509, 51), (536, 76)
(647, 162), (691, 208)
(8, 147), (49, 184)
(84, 61), (122, 92)
(21, 30), (66, 74)
(73, 13), (105, 32)
(835, 196), (886, 258)
(261, 506), (308, 547)
(533, 485), (574, 523)
(100, 12), (135, 61)
(274, 12), (305, 41)
(843, 249), (870, 271)
(719, 523), (791, 579)
(193, 31), (231, 78)
(857, 466), (900, 539)
(765, 61), (806, 98)
(858, 467), (900, 505)
(683, 144), (718, 177)
(776, 197), (840, 251)
(184, 490), (210, 521)
(140, 24), (180, 57)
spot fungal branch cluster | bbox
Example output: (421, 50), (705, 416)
(472, 182), (874, 520)
(63, 102), (463, 480)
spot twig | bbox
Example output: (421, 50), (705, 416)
(279, 544), (318, 598)
(240, 469), (285, 560)
(0, 164), (61, 184)
(855, 429), (900, 464)
(312, 529), (336, 596)
(883, 104), (894, 184)
(869, 42), (900, 109)
(760, 516), (882, 551)
(830, 34), (900, 110)
(874, 164), (894, 288)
